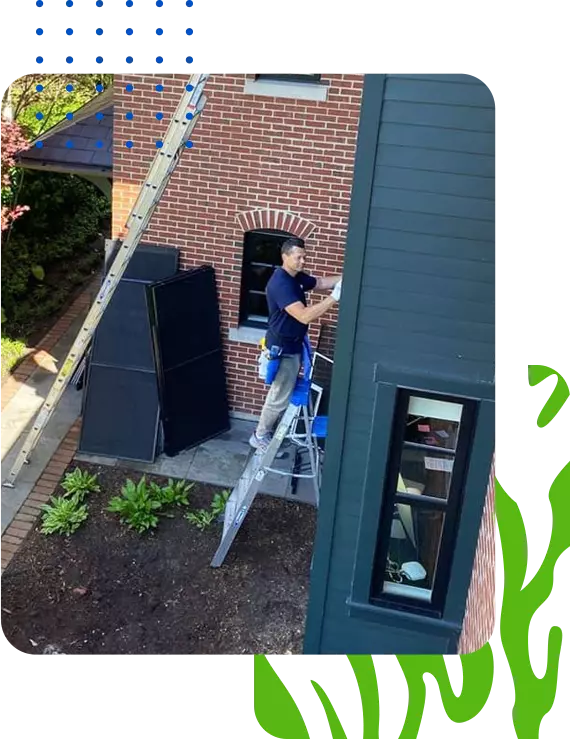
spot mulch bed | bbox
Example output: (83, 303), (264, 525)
(1, 462), (316, 655)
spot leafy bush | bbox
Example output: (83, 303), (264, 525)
(153, 479), (194, 507)
(0, 336), (27, 376)
(186, 490), (230, 531)
(1, 170), (108, 337)
(108, 477), (163, 534)
(41, 495), (89, 536)
(60, 467), (100, 503)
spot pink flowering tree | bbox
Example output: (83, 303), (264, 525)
(1, 119), (30, 233)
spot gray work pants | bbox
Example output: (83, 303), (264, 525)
(256, 354), (301, 436)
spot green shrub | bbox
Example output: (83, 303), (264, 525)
(108, 477), (163, 534)
(41, 495), (89, 536)
(60, 467), (100, 503)
(186, 490), (231, 531)
(1, 170), (109, 336)
(153, 479), (194, 507)
(0, 336), (27, 375)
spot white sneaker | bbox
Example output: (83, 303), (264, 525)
(249, 431), (272, 453)
(249, 431), (287, 459)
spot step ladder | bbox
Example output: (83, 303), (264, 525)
(210, 378), (325, 568)
(3, 74), (209, 489)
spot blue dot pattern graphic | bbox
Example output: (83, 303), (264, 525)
(36, 28), (43, 35)
(156, 28), (163, 35)
(97, 57), (103, 64)
(66, 29), (73, 36)
(187, 29), (193, 35)
(156, 56), (163, 64)
(66, 56), (73, 64)
(157, 1), (163, 6)
(66, 0), (73, 6)
(36, 57), (43, 63)
(126, 56), (133, 64)
(36, 0), (43, 6)
(96, 29), (103, 36)
(126, 0), (133, 6)
(126, 28), (133, 35)
(35, 80), (199, 161)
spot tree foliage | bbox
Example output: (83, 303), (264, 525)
(1, 120), (30, 231)
(3, 73), (113, 138)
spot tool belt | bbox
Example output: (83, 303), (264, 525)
(257, 335), (312, 386)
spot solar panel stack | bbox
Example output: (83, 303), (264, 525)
(78, 244), (179, 462)
(147, 265), (230, 457)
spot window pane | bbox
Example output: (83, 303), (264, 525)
(405, 396), (462, 451)
(247, 291), (269, 321)
(249, 264), (275, 292)
(248, 234), (283, 265)
(383, 506), (445, 602)
(399, 447), (454, 501)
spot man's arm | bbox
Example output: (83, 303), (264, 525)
(284, 296), (337, 325)
(313, 274), (342, 292)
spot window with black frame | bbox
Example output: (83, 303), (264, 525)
(371, 389), (477, 616)
(239, 229), (303, 327)
(255, 74), (322, 83)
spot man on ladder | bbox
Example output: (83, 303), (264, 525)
(250, 237), (342, 453)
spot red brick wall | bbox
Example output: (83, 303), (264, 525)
(112, 74), (363, 416)
(458, 461), (496, 653)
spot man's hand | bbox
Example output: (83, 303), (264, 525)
(314, 274), (343, 291)
(331, 279), (342, 302)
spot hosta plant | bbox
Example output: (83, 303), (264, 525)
(153, 479), (193, 507)
(40, 495), (89, 536)
(60, 467), (100, 503)
(108, 476), (162, 534)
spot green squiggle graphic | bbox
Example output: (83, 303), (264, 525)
(528, 365), (569, 426)
(347, 655), (379, 738)
(255, 655), (309, 739)
(396, 644), (494, 737)
(497, 461), (569, 738)
(311, 681), (348, 739)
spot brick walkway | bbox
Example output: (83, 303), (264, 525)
(1, 421), (81, 573)
(1, 282), (94, 573)
(1, 285), (94, 410)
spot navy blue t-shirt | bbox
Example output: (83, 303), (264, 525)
(265, 268), (317, 355)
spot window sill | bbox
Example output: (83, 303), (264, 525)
(228, 326), (266, 345)
(243, 78), (329, 103)
(346, 599), (461, 637)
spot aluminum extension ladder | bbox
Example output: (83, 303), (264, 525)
(3, 74), (209, 489)
(210, 377), (326, 568)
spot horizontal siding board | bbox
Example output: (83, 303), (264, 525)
(379, 123), (494, 156)
(376, 144), (494, 177)
(355, 328), (493, 364)
(354, 341), (494, 385)
(368, 207), (494, 241)
(382, 100), (494, 133)
(373, 164), (494, 200)
(384, 77), (494, 108)
(359, 305), (494, 344)
(390, 74), (487, 86)
(371, 185), (494, 222)
(364, 248), (495, 282)
(361, 269), (494, 303)
(366, 227), (494, 262)
(360, 286), (495, 323)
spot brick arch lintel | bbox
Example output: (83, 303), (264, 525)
(236, 209), (317, 241)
